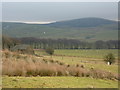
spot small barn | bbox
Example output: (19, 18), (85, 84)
(10, 44), (34, 55)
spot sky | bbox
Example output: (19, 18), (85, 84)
(1, 0), (119, 2)
(2, 2), (118, 23)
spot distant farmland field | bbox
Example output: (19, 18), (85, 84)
(54, 49), (118, 59)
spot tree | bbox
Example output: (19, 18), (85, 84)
(45, 48), (54, 56)
(2, 35), (20, 50)
(104, 53), (115, 65)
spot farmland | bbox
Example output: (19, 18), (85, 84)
(2, 50), (118, 88)
(54, 49), (118, 59)
(35, 49), (118, 74)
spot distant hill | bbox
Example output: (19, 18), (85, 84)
(46, 17), (117, 28)
(2, 17), (118, 41)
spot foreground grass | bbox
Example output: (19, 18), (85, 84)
(2, 76), (118, 88)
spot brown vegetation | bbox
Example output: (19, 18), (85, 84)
(2, 50), (118, 80)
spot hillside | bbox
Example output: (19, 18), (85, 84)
(2, 17), (118, 41)
(46, 17), (117, 28)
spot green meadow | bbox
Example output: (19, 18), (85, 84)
(3, 76), (118, 88)
(54, 49), (118, 59)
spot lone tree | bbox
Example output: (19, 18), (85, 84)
(104, 53), (115, 65)
(45, 48), (54, 57)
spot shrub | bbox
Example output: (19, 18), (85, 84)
(67, 64), (70, 67)
(104, 53), (115, 65)
(80, 65), (84, 68)
(76, 64), (79, 67)
(49, 60), (54, 63)
(45, 48), (54, 56)
(59, 62), (64, 65)
(4, 51), (11, 58)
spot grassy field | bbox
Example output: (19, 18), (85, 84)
(51, 56), (118, 74)
(54, 49), (118, 59)
(35, 49), (118, 58)
(35, 49), (118, 73)
(2, 76), (118, 88)
(2, 49), (118, 88)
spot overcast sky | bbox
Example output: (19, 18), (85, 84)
(2, 2), (118, 22)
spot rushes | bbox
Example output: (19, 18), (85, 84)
(2, 50), (118, 80)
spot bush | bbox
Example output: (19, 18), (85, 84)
(45, 48), (54, 56)
(104, 53), (115, 65)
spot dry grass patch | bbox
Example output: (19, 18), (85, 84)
(2, 50), (118, 80)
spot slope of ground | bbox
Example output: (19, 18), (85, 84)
(2, 17), (118, 41)
(47, 17), (116, 28)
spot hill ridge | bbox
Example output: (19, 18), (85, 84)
(2, 17), (118, 41)
(45, 17), (117, 28)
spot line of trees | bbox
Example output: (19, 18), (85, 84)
(2, 35), (20, 50)
(18, 37), (119, 49)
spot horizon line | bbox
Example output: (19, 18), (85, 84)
(2, 17), (118, 24)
